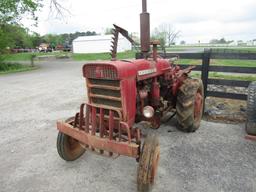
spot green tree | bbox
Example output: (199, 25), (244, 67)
(42, 34), (64, 48)
(180, 40), (186, 45)
(151, 27), (166, 48)
(210, 38), (230, 44)
(151, 23), (180, 48)
(0, 0), (41, 24)
(30, 32), (44, 47)
(219, 38), (227, 44)
(59, 31), (97, 45)
(104, 28), (113, 35)
(0, 0), (41, 55)
(158, 23), (180, 46)
(209, 39), (218, 44)
(0, 24), (33, 49)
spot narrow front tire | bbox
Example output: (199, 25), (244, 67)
(137, 133), (160, 192)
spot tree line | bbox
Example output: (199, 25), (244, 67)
(0, 0), (98, 54)
(0, 24), (98, 52)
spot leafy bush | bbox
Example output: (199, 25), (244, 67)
(0, 63), (37, 74)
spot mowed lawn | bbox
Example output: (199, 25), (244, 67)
(177, 59), (256, 81)
(166, 46), (256, 53)
(2, 48), (256, 80)
(178, 59), (256, 67)
(2, 51), (136, 61)
(3, 46), (256, 62)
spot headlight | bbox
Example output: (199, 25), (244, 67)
(143, 106), (155, 118)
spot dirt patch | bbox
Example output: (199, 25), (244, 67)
(204, 97), (246, 123)
(203, 84), (248, 123)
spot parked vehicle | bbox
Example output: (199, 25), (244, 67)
(56, 0), (204, 191)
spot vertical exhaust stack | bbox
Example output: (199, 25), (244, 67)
(140, 0), (150, 57)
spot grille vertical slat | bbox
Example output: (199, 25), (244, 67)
(84, 65), (118, 79)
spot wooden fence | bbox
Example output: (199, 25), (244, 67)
(162, 49), (256, 100)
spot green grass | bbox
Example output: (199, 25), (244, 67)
(2, 52), (60, 61)
(178, 59), (202, 65)
(165, 48), (188, 51)
(0, 63), (38, 74)
(1, 50), (255, 80)
(167, 46), (256, 52)
(209, 72), (256, 81)
(190, 71), (256, 81)
(211, 59), (256, 67)
(211, 47), (256, 53)
(72, 51), (135, 61)
(178, 59), (256, 67)
(178, 58), (256, 81)
(237, 48), (256, 52)
(2, 51), (136, 62)
(2, 49), (256, 68)
(72, 52), (110, 61)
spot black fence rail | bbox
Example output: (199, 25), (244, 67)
(164, 49), (256, 100)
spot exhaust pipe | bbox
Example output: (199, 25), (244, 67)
(140, 0), (150, 56)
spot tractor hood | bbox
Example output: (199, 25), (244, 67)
(83, 58), (170, 80)
(83, 60), (137, 80)
(132, 59), (171, 80)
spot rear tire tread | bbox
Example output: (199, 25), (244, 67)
(176, 78), (204, 132)
(246, 81), (256, 135)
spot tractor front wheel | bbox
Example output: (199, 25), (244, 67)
(57, 117), (85, 161)
(137, 133), (160, 192)
(176, 78), (204, 132)
(57, 132), (86, 161)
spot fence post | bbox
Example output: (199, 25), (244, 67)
(201, 48), (211, 98)
(31, 54), (36, 67)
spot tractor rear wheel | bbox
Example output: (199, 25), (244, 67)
(246, 81), (256, 135)
(57, 117), (85, 161)
(137, 133), (160, 192)
(176, 78), (204, 132)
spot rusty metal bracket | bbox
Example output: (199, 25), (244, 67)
(57, 121), (140, 158)
(245, 134), (256, 141)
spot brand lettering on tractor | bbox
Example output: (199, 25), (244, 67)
(95, 66), (104, 78)
(138, 68), (157, 76)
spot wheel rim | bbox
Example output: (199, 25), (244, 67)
(65, 136), (84, 157)
(194, 89), (203, 122)
(67, 137), (81, 151)
(150, 116), (161, 129)
(58, 132), (85, 161)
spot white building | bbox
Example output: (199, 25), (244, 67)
(247, 39), (256, 46)
(72, 35), (131, 53)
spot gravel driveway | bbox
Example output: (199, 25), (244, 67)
(0, 60), (256, 192)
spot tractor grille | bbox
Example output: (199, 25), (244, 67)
(88, 79), (122, 109)
(84, 65), (118, 80)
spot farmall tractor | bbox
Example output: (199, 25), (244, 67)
(56, 0), (204, 191)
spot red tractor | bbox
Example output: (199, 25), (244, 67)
(56, 0), (204, 191)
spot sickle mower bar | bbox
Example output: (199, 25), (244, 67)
(57, 103), (141, 158)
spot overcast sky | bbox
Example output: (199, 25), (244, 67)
(24, 0), (256, 43)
